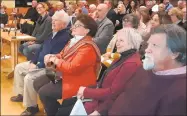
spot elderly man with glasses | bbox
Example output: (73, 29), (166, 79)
(10, 10), (71, 116)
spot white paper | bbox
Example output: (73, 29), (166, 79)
(70, 99), (87, 116)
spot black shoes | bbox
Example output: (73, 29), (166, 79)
(10, 94), (23, 102)
(20, 105), (39, 116)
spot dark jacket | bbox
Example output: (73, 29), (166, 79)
(83, 53), (142, 114)
(106, 8), (117, 26)
(24, 7), (39, 22)
(114, 13), (126, 32)
(0, 13), (8, 24)
(31, 28), (71, 68)
(32, 14), (52, 44)
(177, 20), (187, 31)
(108, 67), (186, 115)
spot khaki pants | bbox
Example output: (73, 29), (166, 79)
(13, 61), (46, 107)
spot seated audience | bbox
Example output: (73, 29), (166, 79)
(46, 1), (55, 16)
(163, 0), (173, 12)
(158, 3), (165, 14)
(127, 0), (138, 14)
(20, 0), (39, 35)
(33, 14), (101, 115)
(66, 3), (76, 25)
(106, 14), (139, 54)
(108, 24), (186, 115)
(104, 0), (117, 26)
(94, 3), (114, 54)
(55, 27), (143, 116)
(10, 10), (71, 116)
(74, 7), (82, 17)
(123, 0), (130, 14)
(78, 0), (89, 14)
(88, 4), (97, 20)
(0, 5), (8, 27)
(139, 0), (146, 6)
(177, 0), (184, 10)
(115, 3), (126, 32)
(19, 2), (52, 60)
(168, 7), (186, 30)
(55, 1), (64, 11)
(135, 8), (150, 36)
(139, 12), (172, 60)
(101, 14), (139, 70)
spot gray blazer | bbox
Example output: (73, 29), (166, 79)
(94, 17), (114, 54)
(32, 14), (52, 44)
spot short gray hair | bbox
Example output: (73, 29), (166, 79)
(117, 28), (143, 50)
(52, 10), (70, 27)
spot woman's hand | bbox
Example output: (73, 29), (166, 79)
(77, 86), (86, 99)
(101, 52), (111, 62)
(49, 56), (59, 65)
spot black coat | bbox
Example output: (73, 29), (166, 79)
(0, 13), (8, 24)
(106, 8), (117, 26)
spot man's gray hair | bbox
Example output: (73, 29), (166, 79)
(151, 24), (186, 65)
(52, 10), (70, 27)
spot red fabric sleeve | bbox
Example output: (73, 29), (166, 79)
(56, 45), (97, 74)
(83, 63), (139, 101)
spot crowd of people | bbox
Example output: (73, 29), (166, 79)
(0, 0), (186, 115)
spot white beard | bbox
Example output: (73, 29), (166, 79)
(142, 54), (155, 70)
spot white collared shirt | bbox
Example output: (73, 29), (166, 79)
(69, 35), (84, 48)
(52, 32), (57, 39)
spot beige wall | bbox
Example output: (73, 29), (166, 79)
(1, 0), (15, 8)
(1, 0), (77, 8)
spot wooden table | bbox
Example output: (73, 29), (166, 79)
(1, 29), (36, 78)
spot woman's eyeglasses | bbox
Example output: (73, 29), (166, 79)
(36, 7), (44, 10)
(72, 24), (85, 29)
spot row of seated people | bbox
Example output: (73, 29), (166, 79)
(19, 2), (114, 62)
(8, 2), (186, 116)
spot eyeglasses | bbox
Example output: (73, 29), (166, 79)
(37, 7), (43, 9)
(72, 24), (85, 29)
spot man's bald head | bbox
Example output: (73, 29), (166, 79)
(98, 3), (108, 13)
(96, 4), (109, 21)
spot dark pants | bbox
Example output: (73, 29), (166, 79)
(20, 23), (35, 35)
(33, 75), (62, 116)
(56, 97), (77, 116)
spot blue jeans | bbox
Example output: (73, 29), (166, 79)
(19, 42), (41, 60)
